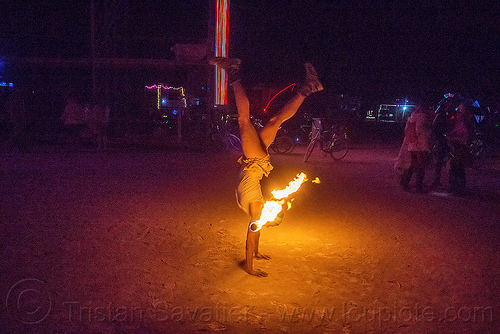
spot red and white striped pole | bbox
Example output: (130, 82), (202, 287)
(214, 0), (230, 105)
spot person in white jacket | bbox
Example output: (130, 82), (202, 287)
(399, 105), (432, 193)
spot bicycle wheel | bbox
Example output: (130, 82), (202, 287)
(470, 138), (486, 170)
(304, 139), (317, 162)
(272, 135), (295, 154)
(432, 143), (451, 168)
(320, 139), (332, 153)
(329, 137), (348, 160)
(431, 143), (440, 166)
(226, 133), (242, 152)
(210, 132), (225, 151)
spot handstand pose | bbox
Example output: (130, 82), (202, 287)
(210, 57), (323, 277)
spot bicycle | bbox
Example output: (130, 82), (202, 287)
(304, 119), (349, 162)
(432, 132), (486, 170)
(249, 116), (296, 154)
(270, 128), (295, 154)
(210, 113), (242, 152)
(469, 133), (487, 169)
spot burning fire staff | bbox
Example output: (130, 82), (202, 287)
(209, 57), (323, 277)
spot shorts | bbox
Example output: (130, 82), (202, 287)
(235, 155), (273, 215)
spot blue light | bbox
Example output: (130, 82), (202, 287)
(161, 98), (166, 105)
(472, 100), (480, 108)
(172, 109), (178, 115)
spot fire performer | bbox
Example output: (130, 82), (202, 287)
(210, 57), (323, 277)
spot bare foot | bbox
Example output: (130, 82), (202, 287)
(247, 268), (268, 277)
(255, 252), (271, 260)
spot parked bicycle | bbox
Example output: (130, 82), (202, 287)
(210, 113), (242, 152)
(469, 132), (487, 169)
(249, 116), (297, 154)
(270, 128), (295, 154)
(431, 131), (487, 170)
(304, 118), (349, 162)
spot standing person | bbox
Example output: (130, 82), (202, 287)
(398, 105), (432, 193)
(447, 102), (474, 195)
(88, 94), (110, 151)
(7, 88), (30, 152)
(431, 100), (457, 187)
(209, 57), (323, 277)
(61, 94), (86, 149)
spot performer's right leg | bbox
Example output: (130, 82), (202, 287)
(232, 81), (268, 159)
(209, 57), (267, 159)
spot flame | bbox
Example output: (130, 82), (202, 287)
(271, 172), (308, 199)
(312, 177), (321, 184)
(250, 172), (312, 232)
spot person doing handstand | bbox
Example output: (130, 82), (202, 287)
(210, 57), (323, 277)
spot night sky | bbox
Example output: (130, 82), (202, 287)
(1, 0), (499, 103)
(231, 1), (499, 102)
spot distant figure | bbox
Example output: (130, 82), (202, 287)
(447, 102), (474, 195)
(88, 97), (110, 151)
(431, 101), (455, 187)
(209, 57), (323, 277)
(61, 96), (86, 148)
(395, 105), (432, 193)
(7, 88), (30, 152)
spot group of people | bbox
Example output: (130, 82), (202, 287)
(395, 99), (475, 195)
(61, 94), (110, 151)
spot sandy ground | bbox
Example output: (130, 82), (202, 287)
(1, 143), (499, 333)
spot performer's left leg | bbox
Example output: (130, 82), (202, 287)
(259, 62), (322, 148)
(258, 93), (306, 148)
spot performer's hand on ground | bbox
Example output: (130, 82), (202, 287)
(255, 252), (271, 260)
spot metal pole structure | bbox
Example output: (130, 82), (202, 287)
(90, 0), (97, 105)
(206, 0), (216, 147)
(214, 0), (230, 106)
